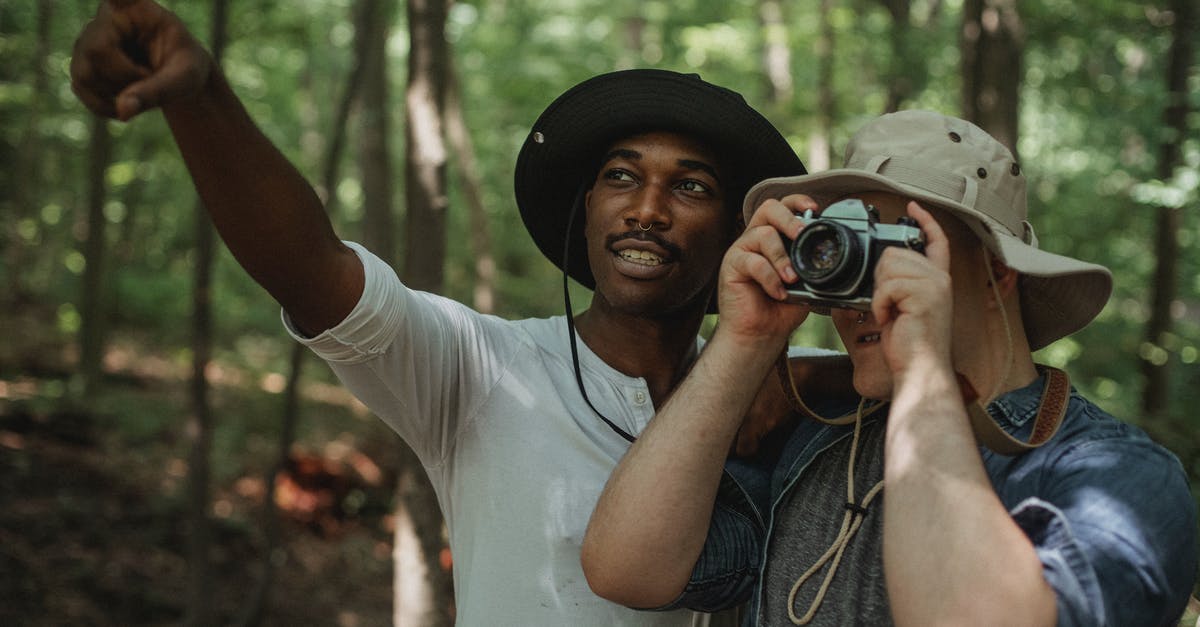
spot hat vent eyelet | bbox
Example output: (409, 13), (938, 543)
(977, 167), (988, 179)
(948, 131), (962, 143)
(1011, 163), (1021, 176)
(533, 131), (545, 144)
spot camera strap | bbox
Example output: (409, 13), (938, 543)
(776, 354), (1069, 455)
(957, 364), (1069, 455)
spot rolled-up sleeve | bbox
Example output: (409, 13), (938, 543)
(654, 472), (764, 613)
(1009, 433), (1197, 626)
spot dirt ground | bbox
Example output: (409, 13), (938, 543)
(0, 402), (397, 627)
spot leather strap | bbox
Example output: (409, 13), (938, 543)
(960, 365), (1070, 455)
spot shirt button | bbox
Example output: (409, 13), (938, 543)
(634, 391), (647, 405)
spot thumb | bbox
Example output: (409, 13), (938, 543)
(115, 45), (213, 120)
(114, 91), (144, 121)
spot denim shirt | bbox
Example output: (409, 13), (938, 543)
(668, 374), (1198, 626)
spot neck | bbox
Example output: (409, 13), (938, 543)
(572, 305), (706, 406)
(961, 309), (1040, 404)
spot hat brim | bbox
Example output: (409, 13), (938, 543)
(744, 170), (1112, 349)
(515, 69), (805, 294)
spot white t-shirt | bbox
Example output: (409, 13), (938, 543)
(286, 242), (822, 625)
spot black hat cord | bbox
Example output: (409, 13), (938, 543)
(562, 185), (637, 443)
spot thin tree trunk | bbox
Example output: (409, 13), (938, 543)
(811, 0), (842, 350)
(1142, 0), (1195, 417)
(398, 0), (455, 624)
(77, 115), (112, 399)
(880, 0), (914, 113)
(185, 1), (230, 625)
(7, 0), (53, 302)
(360, 0), (397, 264)
(403, 0), (450, 293)
(758, 0), (792, 107)
(961, 0), (1022, 155)
(809, 0), (835, 173)
(236, 4), (372, 624)
(620, 16), (646, 69)
(445, 59), (496, 314)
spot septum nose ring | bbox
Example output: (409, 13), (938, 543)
(856, 311), (868, 324)
(637, 222), (653, 232)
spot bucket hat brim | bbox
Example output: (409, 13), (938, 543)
(745, 167), (1112, 350)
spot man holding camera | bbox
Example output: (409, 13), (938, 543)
(583, 110), (1197, 625)
(69, 2), (844, 623)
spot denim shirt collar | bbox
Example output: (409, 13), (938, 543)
(985, 368), (1073, 435)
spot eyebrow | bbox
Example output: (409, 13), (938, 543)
(601, 148), (722, 183)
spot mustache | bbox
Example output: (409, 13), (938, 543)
(605, 230), (683, 259)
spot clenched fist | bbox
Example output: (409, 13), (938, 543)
(70, 0), (213, 121)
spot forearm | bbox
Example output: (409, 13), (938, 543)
(882, 365), (1055, 626)
(582, 330), (782, 607)
(163, 68), (360, 333)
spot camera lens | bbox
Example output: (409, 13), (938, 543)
(790, 221), (861, 289)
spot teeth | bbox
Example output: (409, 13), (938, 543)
(861, 333), (881, 343)
(618, 249), (664, 266)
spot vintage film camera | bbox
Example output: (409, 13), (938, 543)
(784, 198), (925, 311)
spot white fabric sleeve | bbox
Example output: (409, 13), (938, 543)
(281, 241), (403, 362)
(281, 241), (519, 466)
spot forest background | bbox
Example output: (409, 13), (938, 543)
(1, 0), (1197, 625)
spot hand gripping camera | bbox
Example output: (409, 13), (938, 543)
(784, 198), (925, 311)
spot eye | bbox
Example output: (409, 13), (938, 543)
(603, 169), (636, 183)
(677, 179), (712, 194)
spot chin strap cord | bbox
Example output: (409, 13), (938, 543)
(787, 397), (884, 625)
(562, 185), (636, 443)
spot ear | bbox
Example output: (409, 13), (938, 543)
(985, 256), (1020, 307)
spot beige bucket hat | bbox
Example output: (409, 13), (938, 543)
(744, 110), (1112, 350)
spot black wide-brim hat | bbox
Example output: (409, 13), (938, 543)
(514, 68), (806, 291)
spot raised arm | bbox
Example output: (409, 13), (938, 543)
(872, 203), (1055, 626)
(581, 195), (815, 607)
(70, 0), (362, 335)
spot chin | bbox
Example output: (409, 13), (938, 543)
(852, 370), (893, 402)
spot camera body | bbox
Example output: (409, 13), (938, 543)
(783, 198), (925, 311)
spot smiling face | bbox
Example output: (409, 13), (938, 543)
(582, 131), (734, 318)
(828, 191), (989, 400)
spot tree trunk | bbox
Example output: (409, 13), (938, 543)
(398, 0), (455, 624)
(810, 0), (843, 350)
(445, 59), (497, 314)
(758, 0), (792, 107)
(77, 115), (112, 399)
(961, 0), (1022, 155)
(360, 0), (397, 264)
(880, 0), (914, 113)
(402, 0), (451, 294)
(236, 4), (373, 624)
(1141, 0), (1195, 417)
(7, 0), (53, 302)
(620, 16), (646, 68)
(185, 1), (230, 625)
(809, 0), (835, 173)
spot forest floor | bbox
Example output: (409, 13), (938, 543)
(0, 409), (397, 627)
(0, 304), (402, 626)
